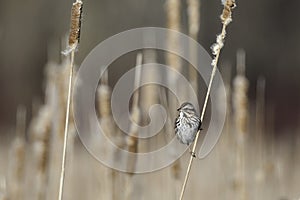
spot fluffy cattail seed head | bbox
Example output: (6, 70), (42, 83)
(220, 0), (236, 25)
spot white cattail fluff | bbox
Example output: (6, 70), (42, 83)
(211, 33), (225, 56)
(211, 0), (236, 66)
(220, 0), (236, 26)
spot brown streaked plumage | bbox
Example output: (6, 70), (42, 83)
(175, 102), (201, 146)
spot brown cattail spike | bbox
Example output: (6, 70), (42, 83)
(62, 0), (83, 55)
(221, 0), (236, 25)
(69, 0), (83, 47)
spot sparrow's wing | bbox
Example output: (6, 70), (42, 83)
(174, 116), (180, 133)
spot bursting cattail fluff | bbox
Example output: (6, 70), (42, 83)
(220, 0), (236, 25)
(179, 1), (237, 199)
(211, 0), (236, 67)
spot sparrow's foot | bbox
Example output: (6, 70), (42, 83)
(188, 147), (196, 158)
(191, 152), (196, 158)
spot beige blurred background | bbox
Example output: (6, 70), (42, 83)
(0, 1), (300, 199)
(1, 0), (300, 131)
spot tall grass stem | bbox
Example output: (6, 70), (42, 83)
(179, 0), (236, 198)
(58, 50), (75, 200)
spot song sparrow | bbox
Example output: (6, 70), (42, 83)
(175, 102), (202, 156)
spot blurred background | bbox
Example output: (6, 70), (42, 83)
(1, 0), (300, 131)
(0, 0), (300, 199)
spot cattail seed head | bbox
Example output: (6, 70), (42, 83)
(68, 1), (83, 47)
(187, 0), (200, 37)
(220, 0), (236, 25)
(62, 0), (83, 55)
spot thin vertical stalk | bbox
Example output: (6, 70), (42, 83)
(233, 49), (248, 200)
(254, 76), (266, 199)
(126, 53), (142, 171)
(165, 1), (183, 197)
(58, 1), (82, 199)
(125, 53), (142, 200)
(179, 0), (236, 199)
(7, 106), (26, 200)
(178, 42), (218, 200)
(187, 0), (200, 92)
(58, 50), (75, 200)
(166, 0), (181, 118)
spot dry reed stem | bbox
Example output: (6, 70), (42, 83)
(166, 0), (180, 66)
(58, 50), (75, 200)
(221, 62), (232, 143)
(96, 70), (121, 147)
(165, 1), (183, 196)
(166, 0), (182, 119)
(126, 53), (142, 157)
(7, 106), (26, 200)
(187, 0), (200, 38)
(42, 61), (65, 200)
(255, 76), (266, 167)
(94, 70), (115, 200)
(187, 0), (200, 92)
(255, 76), (266, 141)
(96, 70), (125, 156)
(233, 49), (248, 200)
(97, 70), (111, 118)
(29, 104), (52, 200)
(96, 70), (126, 200)
(28, 64), (54, 200)
(58, 1), (82, 199)
(126, 53), (142, 170)
(253, 76), (266, 198)
(124, 53), (142, 200)
(139, 49), (159, 153)
(179, 1), (236, 199)
(165, 0), (181, 72)
(97, 70), (114, 141)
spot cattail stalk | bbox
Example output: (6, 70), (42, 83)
(29, 105), (52, 200)
(165, 0), (181, 71)
(165, 0), (182, 118)
(26, 62), (57, 200)
(254, 76), (266, 198)
(58, 1), (83, 200)
(166, 0), (181, 58)
(255, 76), (266, 163)
(124, 53), (142, 200)
(7, 106), (26, 200)
(165, 0), (184, 197)
(179, 1), (236, 199)
(126, 53), (142, 160)
(58, 50), (75, 200)
(221, 62), (232, 143)
(97, 70), (111, 118)
(139, 49), (159, 153)
(94, 70), (115, 200)
(255, 76), (266, 157)
(233, 49), (248, 200)
(187, 0), (200, 92)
